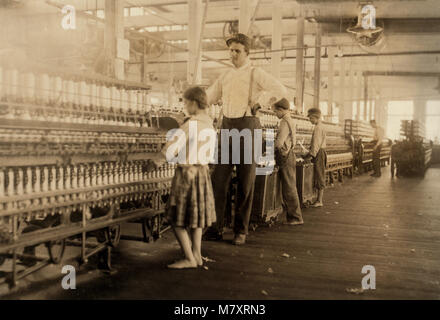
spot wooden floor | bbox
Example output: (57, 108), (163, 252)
(4, 165), (440, 300)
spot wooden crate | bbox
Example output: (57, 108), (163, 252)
(296, 162), (317, 207)
(251, 167), (283, 224)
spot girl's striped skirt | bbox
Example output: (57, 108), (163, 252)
(166, 165), (216, 229)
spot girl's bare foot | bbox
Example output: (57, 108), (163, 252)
(192, 251), (203, 266)
(167, 259), (197, 269)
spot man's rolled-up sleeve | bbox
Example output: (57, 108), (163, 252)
(206, 75), (223, 105)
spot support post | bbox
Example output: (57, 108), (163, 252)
(363, 75), (368, 121)
(104, 0), (125, 80)
(187, 0), (203, 84)
(327, 46), (335, 119)
(295, 15), (305, 113)
(338, 56), (346, 125)
(356, 70), (362, 121)
(239, 0), (251, 34)
(271, 0), (282, 79)
(313, 24), (321, 110)
(348, 66), (355, 120)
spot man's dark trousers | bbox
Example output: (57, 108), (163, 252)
(210, 116), (261, 236)
(372, 144), (382, 176)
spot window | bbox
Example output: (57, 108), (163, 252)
(321, 102), (338, 123)
(130, 7), (144, 16)
(366, 103), (371, 121)
(387, 100), (414, 140)
(352, 101), (357, 120)
(426, 100), (440, 141)
(158, 26), (172, 32)
(319, 101), (328, 116)
(145, 26), (158, 32)
(96, 10), (105, 19)
(359, 101), (365, 121)
(371, 101), (375, 120)
(333, 105), (340, 124)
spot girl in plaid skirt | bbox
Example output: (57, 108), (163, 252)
(150, 86), (216, 269)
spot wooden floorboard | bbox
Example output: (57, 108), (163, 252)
(4, 165), (440, 300)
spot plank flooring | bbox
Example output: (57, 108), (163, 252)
(4, 165), (440, 300)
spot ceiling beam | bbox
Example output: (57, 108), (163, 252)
(364, 71), (440, 77)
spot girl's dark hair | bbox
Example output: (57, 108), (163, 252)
(183, 86), (208, 110)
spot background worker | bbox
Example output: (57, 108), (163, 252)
(272, 98), (303, 225)
(370, 119), (385, 177)
(304, 108), (327, 208)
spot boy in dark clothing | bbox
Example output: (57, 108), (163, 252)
(272, 98), (303, 225)
(305, 108), (327, 207)
(370, 119), (384, 177)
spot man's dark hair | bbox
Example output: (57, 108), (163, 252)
(226, 33), (251, 54)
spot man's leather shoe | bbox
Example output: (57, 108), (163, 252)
(232, 234), (246, 245)
(283, 220), (304, 225)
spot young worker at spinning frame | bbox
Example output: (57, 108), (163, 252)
(272, 98), (303, 225)
(304, 108), (327, 207)
(148, 87), (216, 269)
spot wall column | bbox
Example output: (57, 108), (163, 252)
(313, 24), (321, 110)
(187, 0), (202, 84)
(271, 0), (282, 79)
(363, 75), (368, 121)
(104, 0), (125, 80)
(347, 66), (354, 120)
(338, 56), (346, 124)
(327, 46), (335, 119)
(295, 15), (305, 113)
(356, 69), (362, 121)
(239, 0), (252, 34)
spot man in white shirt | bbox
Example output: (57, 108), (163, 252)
(204, 33), (287, 245)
